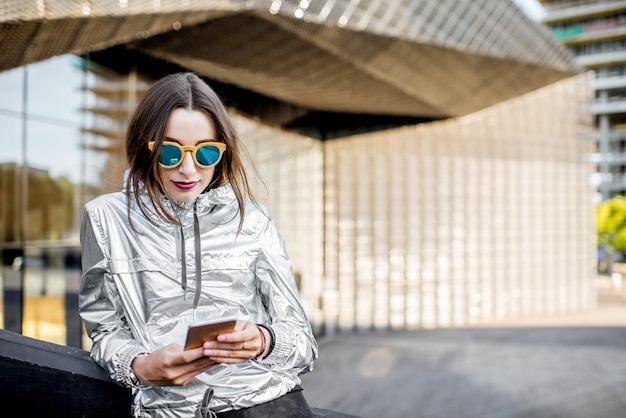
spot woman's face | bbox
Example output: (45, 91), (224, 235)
(159, 108), (219, 202)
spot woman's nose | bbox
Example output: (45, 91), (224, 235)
(179, 150), (197, 174)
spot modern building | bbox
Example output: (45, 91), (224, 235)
(1, 0), (597, 348)
(542, 0), (626, 201)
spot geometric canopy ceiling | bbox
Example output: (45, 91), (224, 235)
(1, 0), (580, 118)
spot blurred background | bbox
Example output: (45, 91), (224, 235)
(1, 1), (626, 417)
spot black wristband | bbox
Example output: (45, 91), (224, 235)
(256, 324), (276, 358)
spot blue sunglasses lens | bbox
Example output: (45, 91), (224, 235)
(158, 143), (222, 167)
(196, 145), (221, 167)
(160, 144), (182, 167)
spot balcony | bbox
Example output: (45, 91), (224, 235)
(591, 129), (626, 143)
(562, 27), (626, 46)
(593, 75), (626, 90)
(587, 152), (626, 165)
(576, 50), (626, 67)
(543, 1), (626, 24)
(602, 173), (626, 192)
(592, 97), (626, 114)
(589, 168), (626, 192)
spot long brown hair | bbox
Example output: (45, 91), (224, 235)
(125, 72), (255, 231)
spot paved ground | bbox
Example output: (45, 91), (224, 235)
(301, 278), (626, 418)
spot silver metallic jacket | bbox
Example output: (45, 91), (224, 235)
(79, 184), (318, 417)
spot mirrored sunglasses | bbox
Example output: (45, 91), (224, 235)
(148, 141), (226, 169)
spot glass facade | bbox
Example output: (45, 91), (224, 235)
(0, 55), (88, 346)
(0, 55), (145, 347)
(0, 54), (596, 347)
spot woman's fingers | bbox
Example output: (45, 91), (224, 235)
(134, 344), (217, 386)
(199, 321), (264, 363)
(171, 360), (217, 385)
(203, 340), (259, 362)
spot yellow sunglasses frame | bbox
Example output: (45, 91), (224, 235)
(148, 141), (226, 169)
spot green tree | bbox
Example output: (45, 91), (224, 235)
(597, 195), (626, 252)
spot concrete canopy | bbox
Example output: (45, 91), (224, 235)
(1, 0), (580, 118)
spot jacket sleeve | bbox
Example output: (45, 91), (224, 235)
(254, 210), (318, 374)
(78, 207), (149, 387)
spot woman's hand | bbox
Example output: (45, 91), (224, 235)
(131, 344), (215, 387)
(202, 321), (267, 364)
(131, 321), (270, 387)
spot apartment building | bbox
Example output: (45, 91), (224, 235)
(542, 0), (626, 200)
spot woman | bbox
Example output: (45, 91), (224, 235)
(79, 72), (318, 417)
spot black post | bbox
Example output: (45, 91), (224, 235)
(64, 246), (83, 348)
(2, 247), (24, 334)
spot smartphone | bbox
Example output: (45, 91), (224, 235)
(184, 316), (245, 350)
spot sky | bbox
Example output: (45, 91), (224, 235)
(0, 55), (104, 185)
(513, 0), (547, 21)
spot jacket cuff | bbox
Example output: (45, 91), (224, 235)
(263, 325), (293, 366)
(115, 344), (150, 388)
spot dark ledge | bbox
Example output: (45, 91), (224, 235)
(0, 329), (357, 417)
